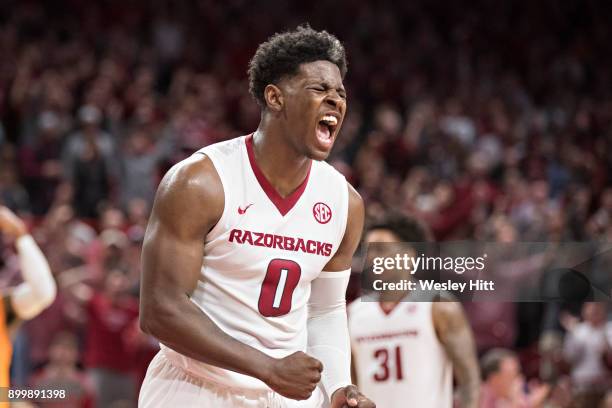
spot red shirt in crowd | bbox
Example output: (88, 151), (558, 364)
(83, 292), (139, 372)
(30, 369), (95, 408)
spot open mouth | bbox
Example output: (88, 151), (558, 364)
(316, 114), (339, 147)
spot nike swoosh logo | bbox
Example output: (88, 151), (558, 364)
(238, 203), (254, 215)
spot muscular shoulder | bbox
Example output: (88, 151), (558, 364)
(158, 154), (222, 196)
(152, 154), (224, 237)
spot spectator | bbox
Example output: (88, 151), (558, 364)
(0, 164), (30, 212)
(62, 106), (115, 218)
(30, 332), (95, 408)
(19, 111), (66, 214)
(562, 302), (612, 391)
(118, 127), (174, 208)
(480, 348), (550, 408)
(61, 268), (139, 407)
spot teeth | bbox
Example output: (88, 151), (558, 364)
(321, 115), (338, 126)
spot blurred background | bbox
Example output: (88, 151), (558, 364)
(0, 0), (611, 406)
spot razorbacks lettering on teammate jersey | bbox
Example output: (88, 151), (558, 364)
(160, 134), (349, 391)
(348, 301), (452, 408)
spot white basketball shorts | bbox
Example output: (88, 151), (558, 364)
(138, 351), (326, 408)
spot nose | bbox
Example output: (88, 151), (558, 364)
(325, 95), (338, 108)
(325, 91), (344, 110)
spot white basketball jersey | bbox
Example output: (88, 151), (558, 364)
(161, 134), (349, 391)
(348, 300), (452, 408)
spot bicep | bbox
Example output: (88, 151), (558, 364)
(141, 156), (223, 303)
(141, 218), (204, 298)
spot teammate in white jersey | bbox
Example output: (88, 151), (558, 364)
(348, 214), (480, 408)
(139, 26), (375, 408)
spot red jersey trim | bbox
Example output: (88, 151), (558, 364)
(245, 134), (311, 216)
(379, 302), (401, 316)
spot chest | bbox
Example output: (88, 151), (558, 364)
(350, 303), (430, 346)
(207, 175), (345, 281)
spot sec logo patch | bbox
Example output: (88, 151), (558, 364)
(313, 202), (332, 224)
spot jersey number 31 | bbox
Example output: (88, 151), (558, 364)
(258, 259), (301, 317)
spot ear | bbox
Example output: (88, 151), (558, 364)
(263, 84), (283, 112)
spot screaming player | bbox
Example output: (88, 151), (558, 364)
(139, 26), (375, 407)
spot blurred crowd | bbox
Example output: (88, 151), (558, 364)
(0, 0), (611, 406)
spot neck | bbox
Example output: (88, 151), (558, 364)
(378, 295), (403, 307)
(252, 120), (311, 198)
(379, 293), (406, 305)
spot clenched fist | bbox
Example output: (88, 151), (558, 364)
(331, 385), (376, 408)
(263, 351), (323, 400)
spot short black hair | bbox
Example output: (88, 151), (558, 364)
(480, 348), (518, 381)
(367, 213), (432, 243)
(248, 24), (347, 106)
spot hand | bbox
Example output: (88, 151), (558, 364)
(264, 351), (323, 400)
(0, 206), (28, 239)
(331, 385), (376, 408)
(526, 379), (551, 407)
(559, 312), (579, 332)
(509, 377), (527, 405)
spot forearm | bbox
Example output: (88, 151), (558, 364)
(141, 295), (275, 382)
(11, 235), (57, 319)
(434, 303), (481, 408)
(307, 306), (351, 394)
(307, 270), (352, 397)
(444, 327), (480, 408)
(455, 373), (481, 408)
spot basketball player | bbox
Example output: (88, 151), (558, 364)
(139, 26), (375, 407)
(0, 206), (57, 389)
(348, 214), (480, 407)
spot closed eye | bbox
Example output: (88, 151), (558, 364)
(310, 86), (345, 95)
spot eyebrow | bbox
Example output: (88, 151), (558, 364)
(308, 80), (346, 92)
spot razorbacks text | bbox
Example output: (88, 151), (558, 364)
(229, 229), (333, 257)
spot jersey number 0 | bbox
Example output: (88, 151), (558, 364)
(258, 259), (301, 317)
